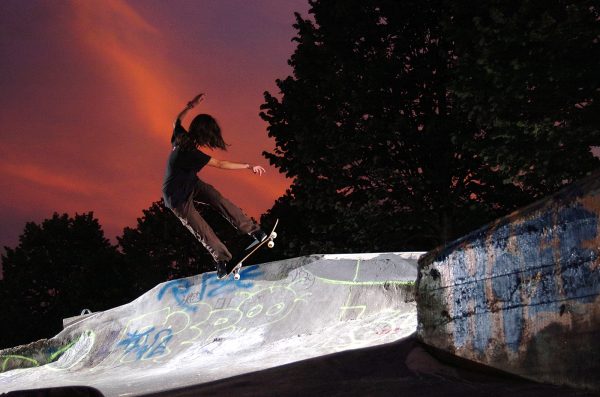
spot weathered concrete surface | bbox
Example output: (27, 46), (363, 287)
(0, 339), (80, 374)
(417, 172), (600, 391)
(0, 253), (420, 396)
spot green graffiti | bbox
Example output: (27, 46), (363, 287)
(102, 261), (416, 366)
(1, 355), (40, 372)
(308, 259), (415, 286)
(0, 334), (91, 374)
(312, 277), (415, 287)
(49, 340), (76, 362)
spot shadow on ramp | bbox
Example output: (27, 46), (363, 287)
(4, 386), (104, 397)
(142, 336), (595, 397)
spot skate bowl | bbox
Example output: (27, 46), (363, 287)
(0, 252), (421, 396)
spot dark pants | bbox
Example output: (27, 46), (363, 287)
(172, 179), (259, 263)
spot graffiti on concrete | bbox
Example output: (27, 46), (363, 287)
(431, 203), (600, 353)
(157, 266), (265, 314)
(1, 355), (39, 372)
(0, 257), (416, 373)
(198, 265), (264, 300)
(113, 282), (310, 363)
(117, 327), (174, 362)
(109, 259), (414, 364)
(0, 334), (88, 373)
(157, 279), (196, 312)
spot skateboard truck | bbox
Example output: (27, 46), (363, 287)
(232, 230), (277, 280)
(226, 220), (279, 281)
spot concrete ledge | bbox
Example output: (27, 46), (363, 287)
(416, 171), (600, 391)
(63, 309), (95, 329)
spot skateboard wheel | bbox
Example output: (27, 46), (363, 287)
(234, 273), (240, 280)
(267, 240), (275, 248)
(271, 232), (278, 239)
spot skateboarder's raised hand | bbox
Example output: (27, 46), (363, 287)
(187, 93), (205, 108)
(174, 93), (205, 127)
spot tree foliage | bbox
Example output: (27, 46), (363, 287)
(0, 201), (247, 349)
(0, 213), (125, 348)
(447, 0), (600, 196)
(260, 0), (600, 256)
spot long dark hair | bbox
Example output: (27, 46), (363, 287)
(177, 114), (228, 151)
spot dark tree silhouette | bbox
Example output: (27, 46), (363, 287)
(446, 0), (600, 196)
(0, 213), (125, 349)
(0, 201), (256, 349)
(260, 0), (600, 257)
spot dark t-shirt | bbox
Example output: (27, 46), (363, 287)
(162, 119), (211, 209)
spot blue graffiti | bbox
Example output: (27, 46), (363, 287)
(157, 279), (197, 312)
(451, 249), (492, 353)
(449, 203), (599, 353)
(116, 327), (174, 361)
(157, 266), (264, 311)
(557, 206), (600, 303)
(492, 249), (525, 352)
(199, 265), (264, 300)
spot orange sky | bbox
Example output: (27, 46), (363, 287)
(0, 0), (309, 252)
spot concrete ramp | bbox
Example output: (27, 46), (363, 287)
(0, 252), (421, 396)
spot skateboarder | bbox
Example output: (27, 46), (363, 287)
(162, 93), (267, 279)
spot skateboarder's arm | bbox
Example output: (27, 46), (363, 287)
(174, 93), (204, 127)
(207, 158), (266, 175)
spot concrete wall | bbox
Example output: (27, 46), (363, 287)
(417, 172), (600, 390)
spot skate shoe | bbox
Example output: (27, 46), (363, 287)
(216, 260), (228, 279)
(244, 229), (268, 251)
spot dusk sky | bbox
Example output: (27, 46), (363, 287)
(0, 0), (310, 253)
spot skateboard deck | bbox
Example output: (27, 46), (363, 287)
(224, 219), (279, 280)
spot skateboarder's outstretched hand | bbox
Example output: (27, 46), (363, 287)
(251, 165), (266, 176)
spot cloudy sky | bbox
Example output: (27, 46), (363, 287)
(0, 0), (309, 253)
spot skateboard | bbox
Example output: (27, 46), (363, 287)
(224, 219), (279, 280)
